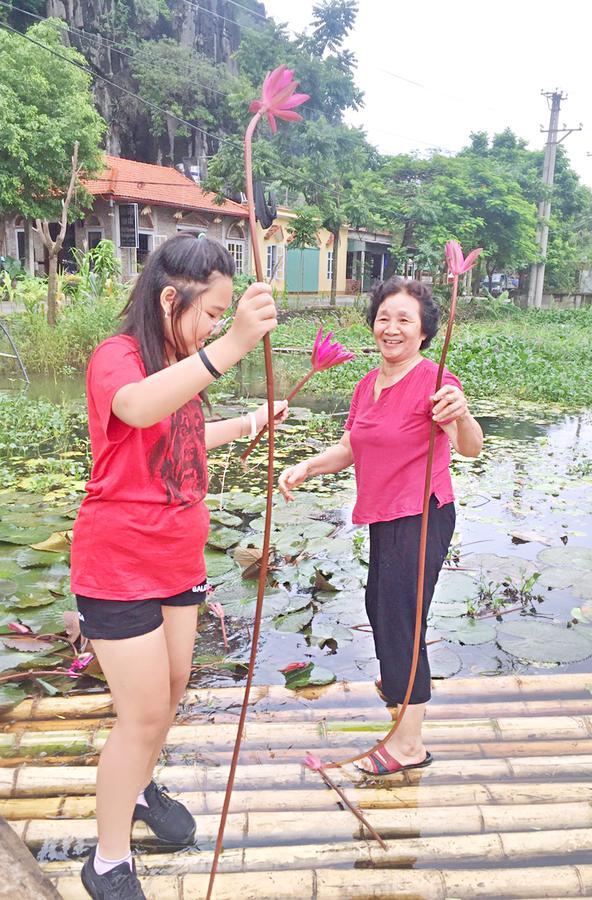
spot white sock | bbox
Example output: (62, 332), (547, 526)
(94, 847), (133, 875)
(136, 789), (149, 807)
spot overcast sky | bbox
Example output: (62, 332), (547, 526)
(262, 0), (592, 187)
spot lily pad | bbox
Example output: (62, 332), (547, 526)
(538, 546), (592, 570)
(436, 616), (497, 645)
(212, 581), (290, 619)
(496, 619), (592, 665)
(428, 645), (463, 678)
(471, 553), (539, 582)
(207, 527), (243, 551)
(15, 548), (68, 569)
(0, 685), (28, 713)
(0, 524), (51, 546)
(209, 510), (242, 528)
(537, 567), (576, 590)
(274, 606), (314, 633)
(204, 547), (236, 579)
(281, 661), (336, 689)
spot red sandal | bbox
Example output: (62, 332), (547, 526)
(354, 747), (433, 776)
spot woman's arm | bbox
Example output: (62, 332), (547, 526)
(278, 431), (354, 502)
(205, 401), (288, 451)
(431, 384), (483, 458)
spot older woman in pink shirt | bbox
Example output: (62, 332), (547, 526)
(279, 278), (483, 776)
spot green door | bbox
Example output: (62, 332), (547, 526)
(286, 247), (320, 293)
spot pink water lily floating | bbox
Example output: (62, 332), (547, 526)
(249, 65), (309, 134)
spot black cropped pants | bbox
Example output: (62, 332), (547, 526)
(365, 496), (456, 705)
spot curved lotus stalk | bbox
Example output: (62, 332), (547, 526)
(206, 67), (309, 900)
(240, 327), (356, 462)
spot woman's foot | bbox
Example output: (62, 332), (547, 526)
(354, 745), (432, 776)
(81, 847), (146, 899)
(132, 780), (196, 845)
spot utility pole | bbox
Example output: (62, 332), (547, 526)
(527, 91), (582, 308)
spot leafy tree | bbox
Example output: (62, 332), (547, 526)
(0, 20), (106, 323)
(130, 38), (231, 163)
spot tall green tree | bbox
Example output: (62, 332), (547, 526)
(0, 20), (105, 323)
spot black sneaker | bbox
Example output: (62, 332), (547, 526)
(81, 846), (146, 899)
(132, 780), (196, 845)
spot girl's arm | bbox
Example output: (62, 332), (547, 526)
(205, 401), (288, 450)
(113, 285), (276, 429)
(278, 431), (354, 502)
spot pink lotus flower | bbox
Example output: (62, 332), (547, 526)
(311, 328), (356, 372)
(67, 652), (94, 679)
(303, 752), (324, 771)
(249, 65), (309, 134)
(445, 241), (483, 276)
(208, 602), (229, 649)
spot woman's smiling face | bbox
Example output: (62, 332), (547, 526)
(372, 292), (426, 364)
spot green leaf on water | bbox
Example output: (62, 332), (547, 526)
(496, 619), (592, 665)
(429, 644), (463, 678)
(281, 662), (336, 689)
(0, 685), (28, 713)
(204, 547), (236, 579)
(207, 527), (243, 551)
(274, 606), (314, 633)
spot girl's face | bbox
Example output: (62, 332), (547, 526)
(162, 273), (233, 359)
(373, 292), (426, 364)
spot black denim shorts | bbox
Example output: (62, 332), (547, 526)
(75, 580), (208, 641)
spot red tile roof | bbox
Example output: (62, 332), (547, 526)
(83, 155), (247, 218)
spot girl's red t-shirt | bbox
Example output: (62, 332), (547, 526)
(70, 335), (210, 601)
(345, 358), (462, 525)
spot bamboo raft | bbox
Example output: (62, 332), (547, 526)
(0, 672), (591, 899)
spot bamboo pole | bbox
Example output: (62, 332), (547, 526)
(6, 753), (592, 799)
(13, 801), (592, 849)
(5, 715), (588, 757)
(4, 735), (592, 770)
(6, 695), (592, 727)
(4, 673), (590, 724)
(3, 779), (591, 817)
(35, 829), (592, 874)
(48, 865), (592, 900)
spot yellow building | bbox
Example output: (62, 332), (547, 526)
(251, 207), (348, 296)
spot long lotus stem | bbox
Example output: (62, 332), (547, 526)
(317, 766), (387, 849)
(240, 368), (315, 461)
(324, 273), (460, 770)
(206, 110), (276, 900)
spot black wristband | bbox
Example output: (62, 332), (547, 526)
(198, 348), (223, 380)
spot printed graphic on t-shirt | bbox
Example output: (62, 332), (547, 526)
(149, 399), (207, 504)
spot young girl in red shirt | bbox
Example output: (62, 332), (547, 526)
(70, 234), (286, 899)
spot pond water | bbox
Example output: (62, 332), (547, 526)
(0, 367), (591, 708)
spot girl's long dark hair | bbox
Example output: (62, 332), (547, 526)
(120, 233), (235, 375)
